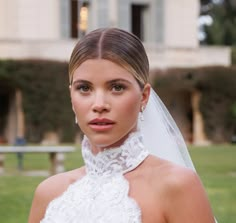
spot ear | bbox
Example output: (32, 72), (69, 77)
(69, 84), (72, 96)
(141, 83), (151, 109)
(69, 85), (75, 112)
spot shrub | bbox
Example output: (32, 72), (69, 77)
(151, 66), (236, 143)
(0, 60), (77, 142)
(232, 47), (236, 65)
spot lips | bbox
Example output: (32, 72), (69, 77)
(89, 118), (115, 125)
(88, 118), (115, 131)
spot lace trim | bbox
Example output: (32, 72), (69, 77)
(41, 131), (148, 223)
(41, 175), (142, 223)
(82, 131), (149, 176)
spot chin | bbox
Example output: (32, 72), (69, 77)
(92, 137), (121, 149)
(101, 133), (134, 149)
(86, 126), (138, 150)
(87, 134), (122, 150)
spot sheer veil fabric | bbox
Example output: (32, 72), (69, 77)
(138, 88), (217, 223)
(138, 88), (195, 170)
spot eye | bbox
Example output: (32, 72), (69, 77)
(76, 84), (91, 93)
(111, 84), (126, 92)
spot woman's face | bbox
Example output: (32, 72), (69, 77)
(70, 59), (150, 152)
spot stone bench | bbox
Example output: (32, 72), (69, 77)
(0, 146), (75, 175)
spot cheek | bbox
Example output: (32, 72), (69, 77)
(72, 99), (89, 131)
(118, 95), (141, 120)
(71, 96), (89, 116)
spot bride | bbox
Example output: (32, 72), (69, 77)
(28, 28), (216, 223)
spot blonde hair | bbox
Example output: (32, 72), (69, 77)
(69, 28), (149, 88)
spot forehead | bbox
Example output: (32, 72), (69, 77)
(72, 59), (136, 82)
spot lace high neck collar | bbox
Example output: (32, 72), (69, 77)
(82, 131), (149, 177)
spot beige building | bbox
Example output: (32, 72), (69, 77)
(0, 0), (231, 144)
(0, 0), (231, 67)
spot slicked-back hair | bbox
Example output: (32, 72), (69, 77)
(69, 28), (149, 88)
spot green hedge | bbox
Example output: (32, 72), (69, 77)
(1, 60), (235, 143)
(0, 60), (77, 143)
(152, 66), (236, 143)
(232, 47), (236, 65)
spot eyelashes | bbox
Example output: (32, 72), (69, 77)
(75, 84), (91, 93)
(74, 82), (127, 94)
(110, 83), (126, 92)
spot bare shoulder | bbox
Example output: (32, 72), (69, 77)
(28, 166), (86, 223)
(145, 155), (205, 198)
(142, 155), (197, 186)
(36, 166), (86, 197)
(153, 157), (199, 190)
(144, 155), (215, 222)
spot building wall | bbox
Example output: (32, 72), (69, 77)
(146, 45), (231, 68)
(0, 0), (19, 39)
(0, 0), (60, 40)
(116, 0), (164, 43)
(164, 0), (199, 48)
(0, 0), (231, 67)
(0, 40), (231, 67)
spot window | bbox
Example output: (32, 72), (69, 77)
(131, 4), (148, 41)
(70, 0), (89, 38)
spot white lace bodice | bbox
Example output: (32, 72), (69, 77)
(41, 131), (149, 223)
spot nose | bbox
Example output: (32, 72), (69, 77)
(92, 91), (110, 113)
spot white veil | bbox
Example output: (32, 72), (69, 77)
(139, 88), (218, 223)
(138, 88), (196, 169)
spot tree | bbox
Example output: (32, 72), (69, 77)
(200, 0), (236, 45)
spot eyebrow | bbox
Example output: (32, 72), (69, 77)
(107, 79), (132, 85)
(72, 78), (132, 86)
(72, 79), (91, 85)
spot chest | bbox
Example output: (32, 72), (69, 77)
(127, 175), (166, 223)
(41, 174), (142, 223)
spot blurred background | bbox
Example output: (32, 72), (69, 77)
(0, 0), (235, 222)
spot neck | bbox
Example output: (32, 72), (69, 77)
(81, 130), (149, 176)
(89, 131), (138, 155)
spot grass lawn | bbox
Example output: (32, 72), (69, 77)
(189, 144), (236, 222)
(0, 144), (235, 222)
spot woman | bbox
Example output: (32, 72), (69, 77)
(28, 28), (215, 223)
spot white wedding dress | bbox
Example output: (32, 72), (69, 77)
(41, 131), (149, 223)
